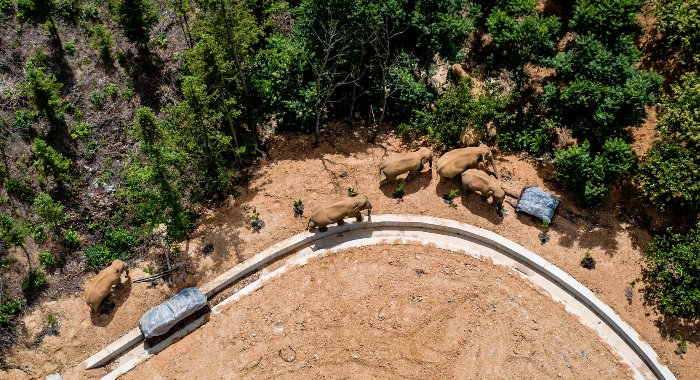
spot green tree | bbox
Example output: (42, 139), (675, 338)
(653, 0), (700, 68)
(645, 225), (700, 318)
(113, 0), (158, 47)
(486, 8), (562, 87)
(22, 51), (64, 125)
(636, 73), (700, 211)
(543, 35), (662, 149)
(569, 0), (644, 46)
(33, 193), (67, 226)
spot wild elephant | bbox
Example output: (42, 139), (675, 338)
(307, 194), (372, 232)
(461, 169), (505, 205)
(379, 147), (433, 186)
(436, 145), (498, 180)
(84, 259), (130, 314)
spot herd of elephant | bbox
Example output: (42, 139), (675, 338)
(307, 145), (503, 232)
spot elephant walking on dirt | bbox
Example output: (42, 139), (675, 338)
(461, 169), (505, 205)
(436, 146), (498, 180)
(84, 259), (130, 314)
(379, 147), (433, 186)
(307, 194), (373, 232)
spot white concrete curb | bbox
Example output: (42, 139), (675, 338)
(76, 215), (673, 380)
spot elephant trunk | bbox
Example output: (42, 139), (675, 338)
(428, 154), (433, 169)
(489, 155), (498, 179)
(365, 200), (372, 216)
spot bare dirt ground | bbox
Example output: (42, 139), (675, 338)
(2, 126), (698, 379)
(124, 244), (634, 380)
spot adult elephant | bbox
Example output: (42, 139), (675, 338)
(436, 146), (498, 180)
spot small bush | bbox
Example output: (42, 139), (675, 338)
(554, 138), (634, 205)
(104, 83), (118, 98)
(33, 138), (71, 174)
(16, 0), (35, 17)
(0, 214), (28, 247)
(5, 178), (35, 203)
(22, 268), (47, 291)
(47, 313), (57, 326)
(33, 193), (66, 224)
(64, 40), (75, 54)
(644, 225), (700, 318)
(33, 225), (47, 243)
(0, 0), (13, 12)
(495, 0), (537, 16)
(654, 0), (700, 68)
(569, 0), (644, 45)
(90, 24), (113, 59)
(70, 121), (90, 139)
(12, 110), (33, 133)
(38, 251), (55, 266)
(62, 227), (79, 247)
(0, 297), (22, 325)
(23, 53), (64, 122)
(84, 243), (127, 271)
(55, 0), (79, 18)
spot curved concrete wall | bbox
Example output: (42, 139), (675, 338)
(84, 215), (675, 380)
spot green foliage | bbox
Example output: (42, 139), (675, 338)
(47, 313), (57, 326)
(347, 187), (356, 196)
(249, 208), (260, 221)
(448, 189), (460, 199)
(653, 0), (700, 67)
(64, 40), (76, 54)
(486, 9), (562, 78)
(81, 0), (100, 20)
(62, 227), (79, 247)
(0, 0), (13, 12)
(70, 121), (90, 139)
(123, 85), (135, 101)
(16, 0), (35, 18)
(494, 0), (537, 16)
(12, 110), (33, 133)
(113, 0), (158, 45)
(105, 83), (118, 98)
(293, 199), (303, 208)
(395, 180), (404, 193)
(157, 33), (168, 47)
(544, 35), (662, 148)
(90, 24), (113, 59)
(33, 193), (67, 225)
(499, 120), (552, 154)
(38, 251), (55, 266)
(5, 179), (35, 203)
(56, 0), (80, 18)
(33, 138), (71, 174)
(23, 51), (64, 123)
(22, 268), (47, 291)
(554, 138), (634, 205)
(0, 298), (22, 325)
(636, 73), (700, 211)
(33, 225), (47, 243)
(570, 0), (644, 46)
(83, 228), (138, 270)
(0, 213), (28, 247)
(143, 266), (154, 275)
(644, 225), (700, 318)
(678, 334), (687, 354)
(398, 79), (516, 146)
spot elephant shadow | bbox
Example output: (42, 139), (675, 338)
(460, 191), (505, 225)
(90, 278), (133, 327)
(379, 168), (433, 199)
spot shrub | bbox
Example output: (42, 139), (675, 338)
(636, 72), (700, 211)
(90, 24), (113, 59)
(70, 121), (90, 139)
(113, 0), (159, 46)
(16, 0), (35, 18)
(398, 79), (516, 146)
(554, 138), (634, 205)
(653, 0), (700, 68)
(33, 193), (67, 225)
(22, 268), (47, 291)
(23, 54), (65, 122)
(13, 110), (33, 133)
(37, 251), (55, 266)
(104, 83), (118, 98)
(644, 225), (700, 318)
(544, 35), (662, 148)
(5, 178), (35, 203)
(0, 0), (12, 12)
(62, 227), (79, 247)
(0, 214), (28, 247)
(33, 138), (71, 174)
(495, 0), (537, 16)
(64, 40), (75, 54)
(569, 0), (644, 46)
(84, 243), (127, 271)
(0, 298), (22, 325)
(33, 225), (47, 243)
(55, 0), (79, 18)
(499, 120), (552, 154)
(486, 9), (562, 79)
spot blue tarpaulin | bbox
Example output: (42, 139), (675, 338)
(516, 187), (559, 223)
(138, 287), (207, 339)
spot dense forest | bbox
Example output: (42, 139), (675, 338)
(0, 0), (699, 359)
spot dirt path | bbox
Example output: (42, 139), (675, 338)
(3, 128), (697, 379)
(124, 244), (633, 380)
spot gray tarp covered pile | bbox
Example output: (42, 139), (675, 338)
(516, 187), (559, 223)
(138, 287), (207, 339)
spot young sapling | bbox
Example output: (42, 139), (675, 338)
(580, 251), (595, 269)
(293, 199), (304, 215)
(250, 208), (265, 231)
(678, 334), (687, 354)
(393, 180), (405, 199)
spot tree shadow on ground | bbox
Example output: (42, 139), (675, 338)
(89, 278), (132, 327)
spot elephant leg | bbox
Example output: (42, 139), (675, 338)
(405, 168), (419, 182)
(319, 226), (328, 232)
(380, 174), (395, 186)
(337, 218), (345, 226)
(356, 213), (364, 222)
